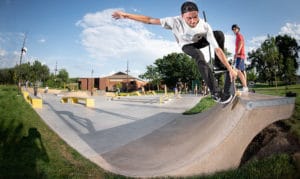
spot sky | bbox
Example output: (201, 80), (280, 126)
(1, 0), (300, 78)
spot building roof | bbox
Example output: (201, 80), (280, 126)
(104, 72), (143, 81)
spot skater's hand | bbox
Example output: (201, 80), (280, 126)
(230, 69), (237, 82)
(112, 11), (127, 20)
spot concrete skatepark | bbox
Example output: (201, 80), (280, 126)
(32, 91), (295, 177)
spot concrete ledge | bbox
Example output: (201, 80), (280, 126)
(22, 91), (43, 108)
(159, 93), (175, 104)
(147, 90), (156, 95)
(105, 92), (120, 100)
(31, 97), (43, 108)
(61, 96), (95, 107)
(22, 91), (30, 103)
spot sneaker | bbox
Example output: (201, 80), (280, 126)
(211, 92), (221, 103)
(242, 87), (249, 93)
(219, 94), (233, 104)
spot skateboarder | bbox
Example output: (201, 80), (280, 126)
(232, 24), (248, 93)
(112, 1), (237, 103)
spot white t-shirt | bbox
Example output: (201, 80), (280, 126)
(160, 16), (219, 49)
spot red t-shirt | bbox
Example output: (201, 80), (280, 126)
(235, 32), (245, 59)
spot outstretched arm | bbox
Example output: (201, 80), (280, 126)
(215, 48), (237, 81)
(112, 11), (161, 25)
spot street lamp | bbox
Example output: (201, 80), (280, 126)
(91, 69), (94, 96)
(125, 60), (130, 92)
(19, 47), (27, 65)
(18, 33), (27, 94)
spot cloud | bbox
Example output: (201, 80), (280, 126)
(246, 23), (300, 53)
(76, 8), (180, 77)
(76, 8), (242, 76)
(0, 33), (26, 68)
(279, 23), (300, 41)
(224, 33), (236, 58)
(0, 49), (19, 68)
(0, 49), (6, 57)
(38, 38), (46, 43)
(248, 35), (267, 52)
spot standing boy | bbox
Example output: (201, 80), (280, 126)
(112, 1), (237, 103)
(232, 24), (248, 92)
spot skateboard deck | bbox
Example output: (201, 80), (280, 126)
(230, 93), (240, 110)
(223, 79), (240, 109)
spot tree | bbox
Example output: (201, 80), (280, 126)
(55, 69), (69, 88)
(154, 52), (200, 88)
(275, 35), (299, 84)
(41, 65), (50, 85)
(18, 62), (31, 83)
(248, 34), (299, 85)
(0, 59), (69, 87)
(0, 68), (15, 84)
(246, 69), (257, 83)
(248, 36), (280, 86)
(139, 65), (162, 90)
(262, 36), (281, 86)
(30, 60), (50, 85)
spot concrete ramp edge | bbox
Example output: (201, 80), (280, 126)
(101, 93), (295, 177)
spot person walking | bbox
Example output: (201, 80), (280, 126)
(112, 1), (237, 103)
(232, 24), (248, 92)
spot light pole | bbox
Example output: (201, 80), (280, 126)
(125, 60), (130, 92)
(18, 33), (27, 94)
(91, 68), (94, 96)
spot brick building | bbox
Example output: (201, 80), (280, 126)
(78, 72), (147, 92)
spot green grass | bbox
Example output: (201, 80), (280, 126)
(0, 85), (106, 178)
(179, 154), (296, 179)
(1, 84), (299, 178)
(183, 96), (216, 115)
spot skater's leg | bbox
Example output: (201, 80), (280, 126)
(182, 44), (219, 96)
(214, 30), (235, 103)
(214, 30), (230, 95)
(217, 71), (235, 104)
(213, 31), (226, 70)
(223, 71), (232, 96)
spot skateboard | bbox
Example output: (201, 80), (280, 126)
(222, 72), (244, 110)
(230, 89), (239, 110)
(221, 79), (238, 108)
(212, 69), (237, 106)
